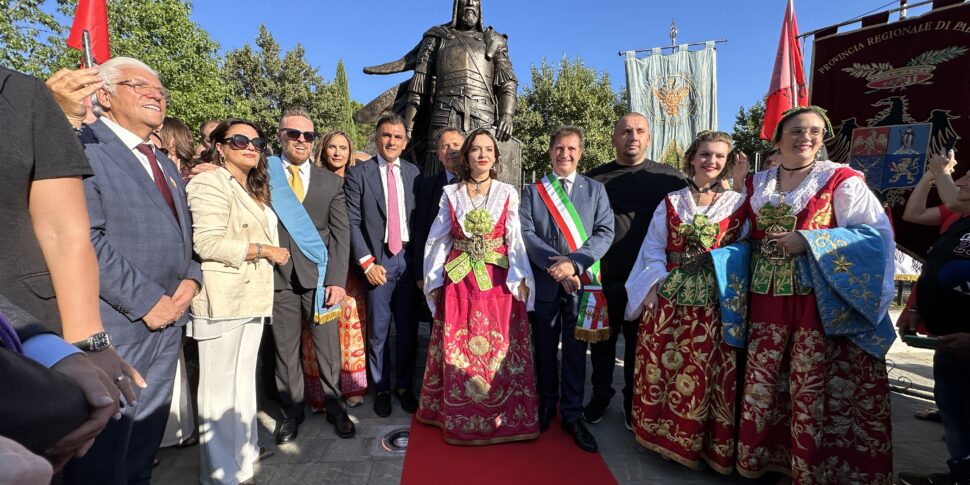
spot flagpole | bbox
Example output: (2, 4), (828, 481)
(617, 39), (728, 56)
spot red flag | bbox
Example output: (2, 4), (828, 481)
(66, 0), (110, 66)
(760, 0), (809, 140)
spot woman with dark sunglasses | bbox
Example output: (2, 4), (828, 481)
(186, 119), (290, 485)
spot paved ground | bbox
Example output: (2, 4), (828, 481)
(154, 311), (949, 484)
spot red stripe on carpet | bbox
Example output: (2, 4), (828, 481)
(402, 415), (617, 485)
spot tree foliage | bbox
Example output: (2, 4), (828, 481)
(330, 59), (362, 148)
(0, 0), (70, 76)
(515, 57), (624, 180)
(731, 100), (774, 166)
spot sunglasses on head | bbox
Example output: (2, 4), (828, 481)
(280, 128), (317, 142)
(222, 134), (267, 151)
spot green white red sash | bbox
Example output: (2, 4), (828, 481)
(535, 175), (610, 343)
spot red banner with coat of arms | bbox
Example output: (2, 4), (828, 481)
(810, 1), (970, 258)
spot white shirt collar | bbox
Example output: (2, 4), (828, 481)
(281, 155), (311, 175)
(376, 153), (401, 168)
(552, 170), (578, 185)
(101, 116), (151, 151)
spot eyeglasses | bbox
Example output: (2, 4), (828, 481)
(116, 80), (169, 98)
(785, 127), (827, 138)
(279, 128), (318, 143)
(222, 134), (267, 151)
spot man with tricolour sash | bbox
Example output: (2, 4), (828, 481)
(520, 125), (614, 453)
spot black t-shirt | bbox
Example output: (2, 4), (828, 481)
(0, 67), (93, 335)
(917, 214), (970, 335)
(586, 159), (685, 282)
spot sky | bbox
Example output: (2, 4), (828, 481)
(186, 0), (925, 131)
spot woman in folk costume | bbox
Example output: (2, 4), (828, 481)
(418, 128), (539, 444)
(736, 106), (896, 484)
(624, 130), (750, 473)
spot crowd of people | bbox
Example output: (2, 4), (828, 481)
(1, 51), (970, 485)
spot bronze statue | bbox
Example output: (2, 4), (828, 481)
(355, 0), (520, 182)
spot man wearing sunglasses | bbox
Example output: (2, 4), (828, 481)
(67, 56), (201, 485)
(270, 107), (353, 443)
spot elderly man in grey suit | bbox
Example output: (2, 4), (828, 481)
(65, 57), (201, 485)
(271, 106), (353, 443)
(520, 126), (614, 453)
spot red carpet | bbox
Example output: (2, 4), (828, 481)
(402, 415), (618, 485)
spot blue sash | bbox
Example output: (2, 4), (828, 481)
(711, 242), (751, 349)
(267, 156), (338, 324)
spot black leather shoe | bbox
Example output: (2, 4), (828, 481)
(562, 419), (598, 453)
(538, 406), (556, 433)
(583, 396), (610, 424)
(375, 392), (392, 417)
(397, 389), (419, 414)
(327, 411), (356, 439)
(275, 417), (299, 444)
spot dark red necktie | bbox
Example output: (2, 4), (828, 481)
(136, 144), (179, 223)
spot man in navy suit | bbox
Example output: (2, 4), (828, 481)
(344, 114), (422, 418)
(65, 57), (201, 485)
(520, 126), (614, 453)
(412, 129), (464, 288)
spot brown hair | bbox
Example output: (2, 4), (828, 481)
(548, 125), (586, 151)
(682, 130), (734, 179)
(457, 128), (502, 181)
(314, 130), (357, 172)
(159, 117), (195, 165)
(771, 105), (834, 143)
(203, 119), (271, 204)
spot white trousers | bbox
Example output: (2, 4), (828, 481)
(197, 323), (263, 485)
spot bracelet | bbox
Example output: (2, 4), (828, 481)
(256, 243), (263, 263)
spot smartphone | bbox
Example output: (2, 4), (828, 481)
(902, 333), (940, 349)
(945, 136), (958, 155)
(82, 30), (95, 67)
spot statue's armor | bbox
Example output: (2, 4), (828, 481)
(432, 32), (496, 132)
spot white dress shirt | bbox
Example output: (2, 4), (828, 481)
(101, 116), (159, 181)
(377, 153), (410, 243)
(553, 170), (578, 197)
(281, 156), (312, 196)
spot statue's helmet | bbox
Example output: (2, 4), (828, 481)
(450, 0), (484, 32)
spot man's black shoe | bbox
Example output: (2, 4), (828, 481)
(583, 396), (610, 424)
(375, 392), (392, 417)
(538, 406), (556, 433)
(275, 418), (300, 444)
(397, 389), (419, 414)
(327, 411), (356, 439)
(562, 419), (598, 453)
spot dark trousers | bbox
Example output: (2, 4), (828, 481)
(935, 350), (970, 478)
(588, 278), (638, 414)
(272, 284), (345, 420)
(366, 247), (419, 393)
(530, 290), (587, 423)
(64, 326), (180, 485)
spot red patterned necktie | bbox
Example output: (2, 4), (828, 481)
(386, 162), (403, 255)
(136, 144), (179, 222)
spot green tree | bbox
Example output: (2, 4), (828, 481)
(100, 0), (227, 130)
(515, 57), (624, 179)
(0, 0), (69, 76)
(330, 59), (360, 146)
(350, 99), (373, 153)
(731, 100), (774, 166)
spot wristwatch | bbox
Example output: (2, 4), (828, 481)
(73, 331), (113, 352)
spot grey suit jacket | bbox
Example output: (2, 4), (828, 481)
(520, 173), (615, 302)
(344, 157), (422, 269)
(81, 119), (201, 346)
(274, 163), (351, 290)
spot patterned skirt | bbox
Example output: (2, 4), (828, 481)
(632, 297), (738, 473)
(736, 292), (893, 484)
(300, 290), (368, 411)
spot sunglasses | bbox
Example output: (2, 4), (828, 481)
(280, 128), (318, 142)
(222, 134), (267, 151)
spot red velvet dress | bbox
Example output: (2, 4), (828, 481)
(737, 164), (894, 484)
(417, 196), (539, 445)
(627, 188), (747, 473)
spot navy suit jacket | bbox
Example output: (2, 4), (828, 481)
(520, 173), (615, 303)
(81, 119), (201, 346)
(344, 156), (422, 270)
(411, 170), (456, 279)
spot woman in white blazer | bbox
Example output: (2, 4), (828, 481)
(186, 119), (289, 485)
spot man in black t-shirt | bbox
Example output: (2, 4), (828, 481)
(583, 113), (686, 429)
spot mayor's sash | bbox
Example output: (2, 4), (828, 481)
(535, 175), (609, 343)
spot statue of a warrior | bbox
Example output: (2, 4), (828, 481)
(355, 0), (518, 177)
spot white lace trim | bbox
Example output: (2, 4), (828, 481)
(750, 160), (849, 216)
(668, 187), (745, 223)
(445, 181), (515, 238)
